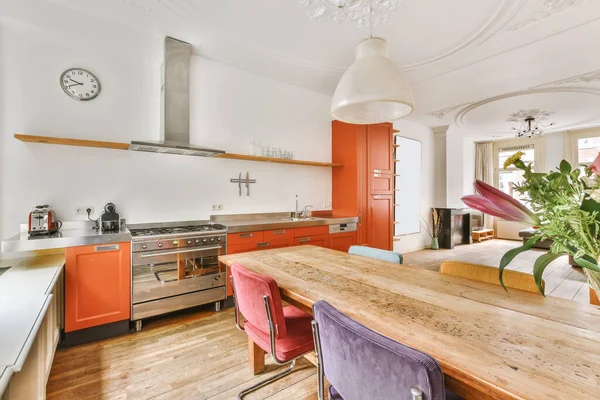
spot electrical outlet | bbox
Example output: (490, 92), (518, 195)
(212, 204), (223, 211)
(323, 201), (331, 208)
(76, 206), (94, 216)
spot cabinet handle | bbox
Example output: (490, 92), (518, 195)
(373, 169), (381, 173)
(374, 195), (382, 199)
(95, 244), (119, 252)
(374, 173), (381, 178)
(358, 214), (362, 225)
(299, 237), (311, 243)
(239, 233), (253, 238)
(257, 242), (270, 248)
(272, 230), (286, 235)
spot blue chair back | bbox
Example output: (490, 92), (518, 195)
(312, 301), (446, 400)
(348, 245), (403, 264)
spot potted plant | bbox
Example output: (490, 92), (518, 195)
(422, 208), (444, 250)
(462, 151), (600, 295)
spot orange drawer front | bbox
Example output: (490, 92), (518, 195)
(294, 225), (328, 237)
(228, 231), (264, 246)
(294, 234), (329, 248)
(264, 228), (294, 245)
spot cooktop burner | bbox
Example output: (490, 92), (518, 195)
(129, 223), (227, 238)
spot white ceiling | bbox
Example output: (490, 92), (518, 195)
(7, 0), (600, 136)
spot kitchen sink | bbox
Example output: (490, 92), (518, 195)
(0, 266), (11, 277)
(279, 217), (315, 222)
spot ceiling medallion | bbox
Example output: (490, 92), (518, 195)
(506, 109), (555, 123)
(298, 0), (401, 28)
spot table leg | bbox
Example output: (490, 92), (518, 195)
(248, 337), (265, 374)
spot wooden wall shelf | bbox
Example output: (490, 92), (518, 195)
(215, 153), (342, 167)
(14, 134), (341, 168)
(15, 134), (130, 150)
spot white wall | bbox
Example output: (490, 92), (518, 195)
(393, 119), (435, 253)
(545, 131), (565, 172)
(445, 127), (477, 208)
(463, 138), (476, 197)
(0, 7), (332, 239)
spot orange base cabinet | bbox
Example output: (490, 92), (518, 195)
(329, 232), (358, 252)
(65, 242), (131, 332)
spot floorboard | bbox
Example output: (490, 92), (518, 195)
(402, 239), (588, 303)
(47, 308), (322, 400)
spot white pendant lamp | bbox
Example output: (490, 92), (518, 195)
(330, 2), (414, 124)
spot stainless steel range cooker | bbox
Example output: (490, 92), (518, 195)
(129, 221), (227, 331)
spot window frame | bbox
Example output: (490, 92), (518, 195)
(565, 127), (600, 168)
(492, 137), (544, 194)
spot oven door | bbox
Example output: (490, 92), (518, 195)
(132, 245), (226, 304)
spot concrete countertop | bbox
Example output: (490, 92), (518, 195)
(1, 226), (131, 254)
(0, 254), (64, 396)
(212, 213), (359, 233)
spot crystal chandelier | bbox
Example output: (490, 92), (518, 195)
(512, 117), (554, 139)
(298, 0), (401, 28)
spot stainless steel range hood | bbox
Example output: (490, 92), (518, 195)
(129, 37), (225, 157)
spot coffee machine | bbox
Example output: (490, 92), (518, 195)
(99, 203), (120, 232)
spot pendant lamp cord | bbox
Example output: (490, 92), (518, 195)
(369, 0), (373, 38)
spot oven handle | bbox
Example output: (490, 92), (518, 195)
(139, 245), (223, 258)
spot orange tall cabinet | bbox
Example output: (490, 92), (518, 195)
(65, 242), (131, 333)
(332, 121), (393, 251)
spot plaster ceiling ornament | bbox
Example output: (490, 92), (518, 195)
(535, 70), (600, 87)
(504, 0), (584, 31)
(297, 0), (401, 28)
(506, 108), (555, 122)
(455, 87), (600, 134)
(427, 103), (473, 119)
(118, 0), (152, 12)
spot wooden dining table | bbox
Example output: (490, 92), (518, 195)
(218, 245), (600, 400)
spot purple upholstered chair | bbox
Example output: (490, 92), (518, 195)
(311, 301), (461, 400)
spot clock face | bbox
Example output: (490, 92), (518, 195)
(59, 68), (101, 101)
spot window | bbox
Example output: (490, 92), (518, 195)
(494, 143), (537, 202)
(394, 136), (422, 236)
(577, 136), (600, 169)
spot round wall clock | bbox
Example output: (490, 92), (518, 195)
(59, 68), (101, 101)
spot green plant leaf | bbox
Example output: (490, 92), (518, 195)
(533, 252), (566, 296)
(559, 160), (572, 174)
(499, 237), (538, 292)
(581, 198), (600, 224)
(574, 256), (600, 273)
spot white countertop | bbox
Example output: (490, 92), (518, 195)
(0, 254), (64, 396)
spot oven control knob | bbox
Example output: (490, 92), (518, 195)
(202, 238), (208, 243)
(141, 244), (147, 249)
(157, 242), (163, 248)
(210, 237), (215, 242)
(217, 237), (222, 242)
(187, 240), (192, 244)
(195, 239), (200, 244)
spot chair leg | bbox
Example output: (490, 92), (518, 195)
(237, 360), (296, 399)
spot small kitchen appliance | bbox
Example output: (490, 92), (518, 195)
(128, 221), (228, 331)
(28, 205), (61, 235)
(99, 203), (120, 232)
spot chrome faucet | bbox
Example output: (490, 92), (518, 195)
(294, 195), (313, 219)
(300, 205), (313, 219)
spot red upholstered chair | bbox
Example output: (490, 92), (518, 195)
(230, 263), (314, 399)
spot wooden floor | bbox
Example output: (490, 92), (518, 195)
(403, 239), (589, 303)
(47, 308), (322, 400)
